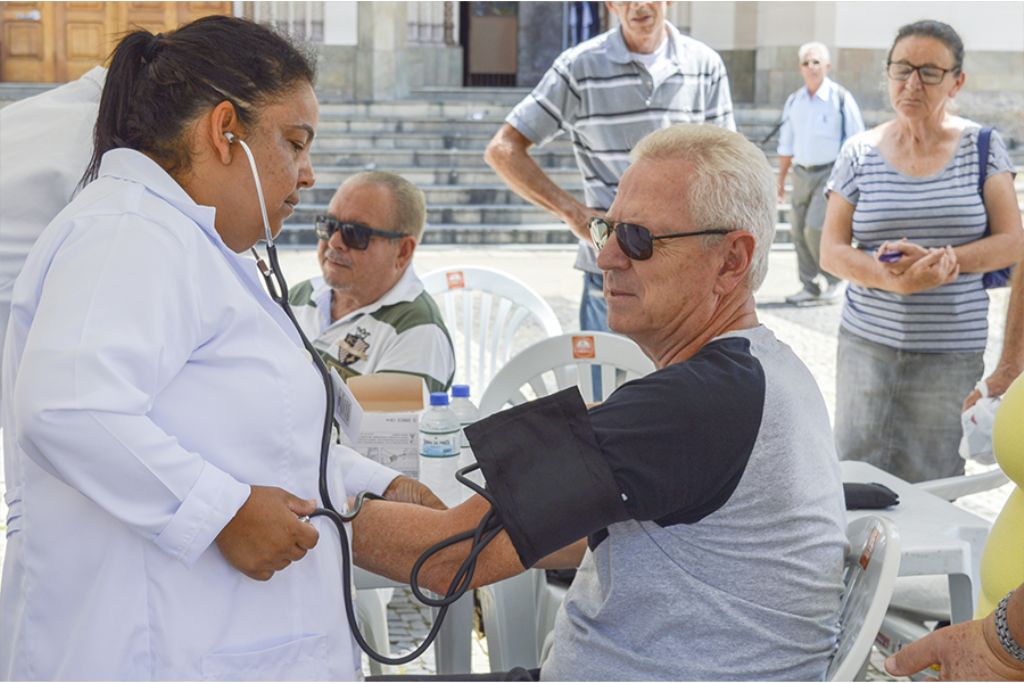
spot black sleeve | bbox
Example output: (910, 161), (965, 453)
(466, 388), (628, 569)
(466, 337), (765, 567)
(589, 336), (765, 527)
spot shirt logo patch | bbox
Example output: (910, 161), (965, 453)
(336, 326), (371, 367)
(572, 335), (596, 359)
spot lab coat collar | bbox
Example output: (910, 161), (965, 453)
(98, 148), (219, 243)
(315, 265), (424, 331)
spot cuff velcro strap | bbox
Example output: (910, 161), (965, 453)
(465, 388), (628, 568)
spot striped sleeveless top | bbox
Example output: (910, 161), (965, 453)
(825, 124), (1015, 352)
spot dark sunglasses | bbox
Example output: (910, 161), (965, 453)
(314, 215), (406, 250)
(589, 217), (732, 261)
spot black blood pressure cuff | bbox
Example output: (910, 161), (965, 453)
(465, 388), (629, 569)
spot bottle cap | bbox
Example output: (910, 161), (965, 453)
(429, 392), (450, 406)
(452, 385), (470, 398)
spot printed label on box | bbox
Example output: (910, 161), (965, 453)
(356, 413), (421, 479)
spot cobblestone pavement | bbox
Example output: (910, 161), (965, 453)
(0, 245), (1014, 677)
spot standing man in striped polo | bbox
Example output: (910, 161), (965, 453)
(485, 1), (735, 332)
(776, 42), (864, 305)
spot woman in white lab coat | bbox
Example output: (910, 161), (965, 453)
(0, 16), (433, 680)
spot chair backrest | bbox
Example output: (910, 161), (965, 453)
(827, 516), (901, 681)
(478, 331), (656, 417)
(422, 265), (563, 392)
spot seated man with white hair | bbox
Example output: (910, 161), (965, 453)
(351, 125), (847, 681)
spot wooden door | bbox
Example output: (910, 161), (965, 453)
(54, 2), (114, 82)
(0, 2), (56, 82)
(0, 1), (232, 83)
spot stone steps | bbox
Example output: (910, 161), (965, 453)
(302, 183), (581, 205)
(294, 198), (790, 223)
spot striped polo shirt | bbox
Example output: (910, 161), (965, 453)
(506, 22), (735, 273)
(825, 125), (1016, 352)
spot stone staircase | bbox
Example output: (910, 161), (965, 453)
(3, 83), (1022, 248)
(290, 88), (803, 246)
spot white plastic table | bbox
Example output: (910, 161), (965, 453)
(841, 460), (991, 623)
(354, 567), (473, 675)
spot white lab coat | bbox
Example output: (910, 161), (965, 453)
(0, 66), (105, 410)
(0, 148), (399, 680)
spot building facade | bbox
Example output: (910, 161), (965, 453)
(1, 1), (1021, 135)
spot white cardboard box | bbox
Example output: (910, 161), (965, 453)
(347, 374), (428, 479)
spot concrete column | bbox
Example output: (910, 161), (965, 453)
(431, 2), (445, 45)
(354, 2), (409, 100)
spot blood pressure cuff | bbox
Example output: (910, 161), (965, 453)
(465, 388), (629, 569)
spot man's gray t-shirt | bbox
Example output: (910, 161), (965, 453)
(541, 325), (847, 680)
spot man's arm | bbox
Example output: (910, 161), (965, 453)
(776, 94), (795, 202)
(485, 123), (595, 242)
(885, 584), (1024, 680)
(352, 494), (524, 594)
(965, 263), (1024, 409)
(777, 156), (793, 203)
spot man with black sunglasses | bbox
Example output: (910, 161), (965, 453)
(353, 125), (847, 680)
(288, 172), (455, 393)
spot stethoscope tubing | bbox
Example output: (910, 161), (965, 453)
(235, 132), (504, 665)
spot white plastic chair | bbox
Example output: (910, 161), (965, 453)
(475, 332), (656, 672)
(915, 465), (1008, 500)
(873, 462), (1008, 646)
(827, 516), (902, 681)
(422, 265), (562, 392)
(478, 331), (655, 414)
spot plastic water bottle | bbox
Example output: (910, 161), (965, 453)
(419, 392), (462, 507)
(450, 385), (479, 453)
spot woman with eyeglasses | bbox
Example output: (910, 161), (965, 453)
(819, 20), (1023, 483)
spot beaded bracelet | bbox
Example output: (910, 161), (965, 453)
(995, 591), (1024, 663)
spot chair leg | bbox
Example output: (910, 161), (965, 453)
(356, 588), (392, 676)
(479, 572), (541, 671)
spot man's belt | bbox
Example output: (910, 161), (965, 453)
(794, 162), (835, 172)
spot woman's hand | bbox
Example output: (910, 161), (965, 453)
(215, 485), (320, 581)
(884, 614), (1024, 681)
(886, 246), (960, 294)
(876, 238), (930, 276)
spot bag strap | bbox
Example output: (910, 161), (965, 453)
(838, 86), (848, 143)
(978, 126), (992, 235)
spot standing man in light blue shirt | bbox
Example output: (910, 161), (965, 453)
(777, 42), (864, 305)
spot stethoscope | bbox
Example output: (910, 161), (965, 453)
(226, 131), (505, 665)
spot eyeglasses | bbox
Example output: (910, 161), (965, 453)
(588, 217), (732, 261)
(886, 61), (958, 85)
(313, 215), (406, 250)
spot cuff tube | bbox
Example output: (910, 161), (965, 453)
(465, 388), (628, 568)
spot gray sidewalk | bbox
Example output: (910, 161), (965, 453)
(0, 245), (1014, 676)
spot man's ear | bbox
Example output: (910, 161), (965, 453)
(395, 235), (416, 270)
(714, 231), (756, 295)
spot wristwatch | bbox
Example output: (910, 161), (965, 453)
(995, 591), (1024, 663)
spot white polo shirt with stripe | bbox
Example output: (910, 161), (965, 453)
(289, 267), (455, 392)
